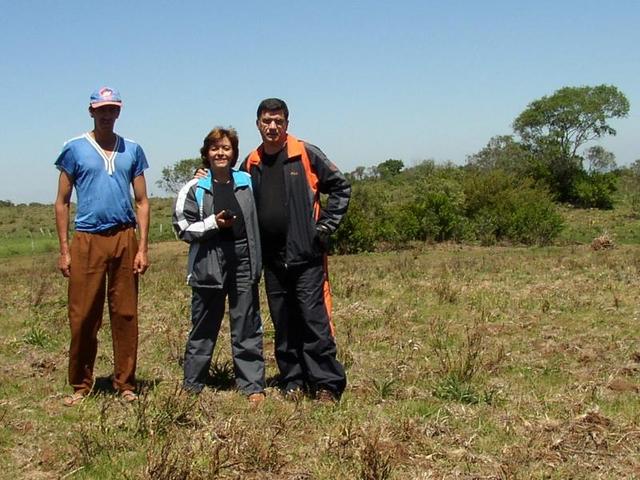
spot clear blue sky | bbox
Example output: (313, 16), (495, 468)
(1, 0), (638, 203)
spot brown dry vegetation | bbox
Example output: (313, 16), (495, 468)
(1, 241), (640, 479)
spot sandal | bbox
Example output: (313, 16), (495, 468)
(248, 392), (266, 407)
(120, 389), (138, 402)
(63, 391), (86, 407)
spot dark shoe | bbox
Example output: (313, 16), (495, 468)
(316, 389), (338, 404)
(248, 392), (266, 407)
(182, 383), (203, 395)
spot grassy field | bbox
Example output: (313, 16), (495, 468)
(1, 202), (639, 479)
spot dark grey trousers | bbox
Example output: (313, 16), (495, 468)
(264, 259), (346, 397)
(183, 239), (265, 394)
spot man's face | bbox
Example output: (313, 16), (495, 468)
(257, 109), (288, 147)
(90, 105), (121, 131)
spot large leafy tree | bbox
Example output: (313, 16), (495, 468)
(156, 158), (203, 194)
(513, 84), (629, 158)
(512, 85), (629, 203)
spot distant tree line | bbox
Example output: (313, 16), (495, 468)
(0, 200), (49, 208)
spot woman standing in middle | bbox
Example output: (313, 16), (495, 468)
(173, 127), (265, 406)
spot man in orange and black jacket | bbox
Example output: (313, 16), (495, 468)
(241, 98), (350, 402)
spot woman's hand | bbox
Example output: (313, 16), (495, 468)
(194, 168), (208, 179)
(215, 210), (236, 229)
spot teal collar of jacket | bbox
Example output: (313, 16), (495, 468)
(195, 169), (252, 209)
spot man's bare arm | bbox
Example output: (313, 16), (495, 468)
(132, 174), (150, 274)
(54, 171), (73, 277)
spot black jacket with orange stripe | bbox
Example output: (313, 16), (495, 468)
(241, 134), (351, 267)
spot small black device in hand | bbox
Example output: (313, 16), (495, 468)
(221, 209), (236, 220)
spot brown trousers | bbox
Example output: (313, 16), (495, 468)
(68, 226), (139, 393)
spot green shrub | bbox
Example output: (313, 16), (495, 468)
(405, 176), (468, 242)
(336, 166), (564, 250)
(501, 188), (565, 245)
(333, 198), (378, 254)
(571, 172), (617, 209)
(463, 171), (563, 245)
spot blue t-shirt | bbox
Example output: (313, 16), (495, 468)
(55, 133), (149, 232)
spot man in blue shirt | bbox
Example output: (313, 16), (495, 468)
(54, 86), (150, 406)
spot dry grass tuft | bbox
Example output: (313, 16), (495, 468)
(591, 232), (615, 250)
(358, 428), (395, 480)
(607, 377), (639, 393)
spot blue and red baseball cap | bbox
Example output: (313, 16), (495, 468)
(90, 86), (122, 108)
